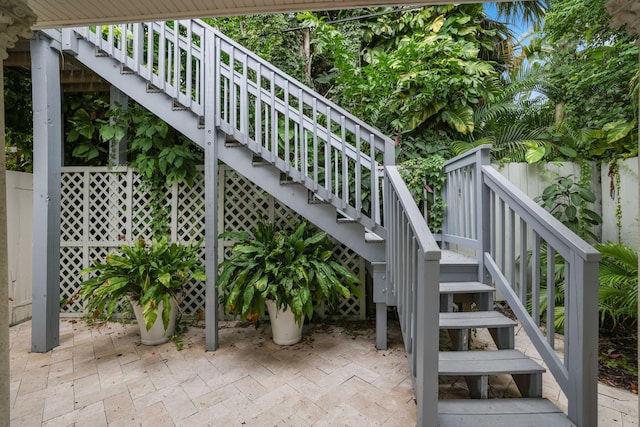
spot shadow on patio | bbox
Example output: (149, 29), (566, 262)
(9, 319), (417, 426)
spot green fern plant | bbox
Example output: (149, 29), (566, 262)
(595, 242), (638, 327)
(216, 221), (362, 326)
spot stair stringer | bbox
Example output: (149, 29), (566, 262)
(44, 28), (205, 149)
(43, 29), (386, 264)
(218, 144), (385, 263)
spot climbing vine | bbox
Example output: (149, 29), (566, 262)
(70, 101), (204, 236)
(399, 156), (446, 233)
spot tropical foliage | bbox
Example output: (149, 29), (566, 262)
(79, 236), (205, 331)
(216, 221), (362, 326)
(595, 242), (638, 327)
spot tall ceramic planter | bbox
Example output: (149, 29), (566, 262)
(265, 300), (303, 345)
(129, 297), (178, 345)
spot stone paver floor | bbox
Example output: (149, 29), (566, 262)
(9, 318), (638, 426)
(10, 319), (416, 426)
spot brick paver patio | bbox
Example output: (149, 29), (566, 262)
(9, 318), (638, 426)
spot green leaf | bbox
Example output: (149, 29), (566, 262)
(99, 126), (116, 141)
(525, 146), (545, 163)
(558, 146), (577, 158)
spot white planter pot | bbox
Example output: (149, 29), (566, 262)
(129, 297), (178, 345)
(265, 300), (304, 345)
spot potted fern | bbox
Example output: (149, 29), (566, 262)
(217, 221), (362, 345)
(79, 236), (205, 345)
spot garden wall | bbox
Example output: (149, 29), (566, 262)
(6, 171), (32, 326)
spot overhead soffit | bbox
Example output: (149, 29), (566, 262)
(28, 0), (493, 29)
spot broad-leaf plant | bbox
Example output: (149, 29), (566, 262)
(217, 221), (362, 326)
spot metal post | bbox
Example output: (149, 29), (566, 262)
(31, 34), (63, 353)
(203, 29), (219, 351)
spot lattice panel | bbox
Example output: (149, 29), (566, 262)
(131, 173), (156, 241)
(59, 246), (84, 314)
(60, 172), (85, 243)
(221, 166), (366, 320)
(88, 172), (128, 242)
(176, 173), (205, 243)
(222, 169), (271, 232)
(60, 166), (366, 320)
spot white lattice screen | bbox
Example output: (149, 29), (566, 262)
(60, 165), (365, 320)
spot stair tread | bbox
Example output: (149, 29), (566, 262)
(439, 398), (573, 426)
(439, 282), (494, 294)
(439, 350), (545, 375)
(365, 230), (385, 243)
(441, 250), (478, 265)
(440, 311), (516, 329)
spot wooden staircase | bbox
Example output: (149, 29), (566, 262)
(438, 251), (573, 426)
(36, 20), (599, 426)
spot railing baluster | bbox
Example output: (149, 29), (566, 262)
(297, 89), (303, 176)
(509, 208), (516, 288)
(284, 84), (290, 173)
(532, 232), (541, 324)
(229, 48), (236, 132)
(547, 245), (556, 349)
(370, 135), (379, 228)
(341, 117), (348, 209)
(254, 65), (262, 153)
(173, 21), (180, 97)
(270, 71), (277, 162)
(240, 59), (249, 142)
(355, 126), (361, 218)
(325, 106), (331, 195)
(312, 99), (318, 191)
(499, 198), (506, 272)
(519, 218), (527, 303)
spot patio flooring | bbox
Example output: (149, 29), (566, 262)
(9, 318), (639, 426)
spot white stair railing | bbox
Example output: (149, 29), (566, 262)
(384, 166), (440, 427)
(442, 145), (601, 427)
(74, 20), (394, 234)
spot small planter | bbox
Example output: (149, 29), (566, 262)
(129, 297), (178, 345)
(266, 300), (303, 345)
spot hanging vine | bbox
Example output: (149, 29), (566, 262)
(608, 159), (624, 243)
(398, 156), (446, 233)
(70, 101), (204, 236)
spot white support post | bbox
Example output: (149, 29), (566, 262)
(566, 256), (599, 426)
(109, 86), (128, 166)
(476, 147), (491, 284)
(0, 58), (9, 427)
(204, 29), (219, 351)
(31, 34), (63, 353)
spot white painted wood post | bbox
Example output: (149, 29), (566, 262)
(31, 33), (63, 353)
(204, 28), (219, 351)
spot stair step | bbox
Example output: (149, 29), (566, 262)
(252, 155), (269, 166)
(439, 282), (494, 312)
(364, 230), (385, 244)
(440, 311), (516, 350)
(307, 192), (329, 205)
(337, 211), (357, 223)
(439, 349), (544, 398)
(120, 65), (135, 75)
(172, 100), (188, 111)
(146, 83), (162, 93)
(440, 250), (479, 282)
(439, 349), (544, 376)
(440, 311), (516, 329)
(438, 399), (573, 426)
